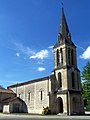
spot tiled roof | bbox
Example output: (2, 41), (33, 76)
(0, 88), (15, 94)
(8, 76), (49, 88)
(2, 97), (23, 104)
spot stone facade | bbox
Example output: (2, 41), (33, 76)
(2, 7), (84, 115)
(8, 77), (50, 114)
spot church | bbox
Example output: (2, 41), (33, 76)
(0, 7), (84, 115)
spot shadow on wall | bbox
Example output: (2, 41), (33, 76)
(3, 97), (28, 113)
(0, 104), (3, 112)
(9, 97), (28, 113)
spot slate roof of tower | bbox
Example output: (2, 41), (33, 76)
(54, 7), (76, 48)
(59, 7), (69, 39)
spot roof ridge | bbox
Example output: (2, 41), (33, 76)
(8, 76), (49, 88)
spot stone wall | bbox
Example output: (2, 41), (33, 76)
(9, 78), (50, 114)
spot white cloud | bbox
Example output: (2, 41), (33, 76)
(80, 46), (90, 59)
(16, 53), (20, 57)
(15, 43), (35, 56)
(37, 67), (46, 72)
(14, 42), (53, 61)
(30, 50), (49, 60)
(37, 61), (43, 64)
(48, 45), (54, 49)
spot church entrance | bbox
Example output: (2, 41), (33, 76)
(56, 97), (63, 113)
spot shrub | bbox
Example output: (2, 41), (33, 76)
(42, 106), (51, 115)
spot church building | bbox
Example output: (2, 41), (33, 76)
(3, 7), (84, 115)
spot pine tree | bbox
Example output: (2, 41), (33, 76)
(82, 61), (90, 111)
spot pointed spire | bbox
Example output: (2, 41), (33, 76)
(59, 7), (69, 39)
(54, 6), (76, 48)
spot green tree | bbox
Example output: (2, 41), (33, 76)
(82, 61), (90, 111)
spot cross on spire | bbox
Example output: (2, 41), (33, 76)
(61, 1), (64, 8)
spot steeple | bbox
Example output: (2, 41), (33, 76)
(52, 4), (84, 116)
(54, 7), (75, 48)
(59, 7), (69, 39)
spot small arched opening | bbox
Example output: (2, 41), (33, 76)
(57, 49), (60, 66)
(58, 72), (62, 89)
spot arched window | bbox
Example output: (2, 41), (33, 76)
(28, 92), (31, 101)
(58, 33), (60, 43)
(77, 72), (79, 89)
(58, 72), (62, 88)
(72, 72), (75, 89)
(71, 49), (74, 65)
(60, 48), (63, 64)
(58, 33), (62, 43)
(41, 91), (42, 100)
(39, 89), (44, 101)
(68, 48), (70, 65)
(57, 49), (60, 66)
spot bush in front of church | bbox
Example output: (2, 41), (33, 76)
(42, 106), (51, 115)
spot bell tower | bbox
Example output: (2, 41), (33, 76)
(54, 7), (77, 70)
(50, 7), (84, 115)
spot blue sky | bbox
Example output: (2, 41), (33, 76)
(0, 0), (90, 88)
